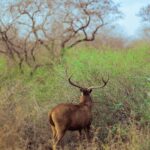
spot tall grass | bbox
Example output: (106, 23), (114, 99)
(0, 43), (150, 149)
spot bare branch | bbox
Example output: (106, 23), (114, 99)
(59, 0), (120, 52)
(139, 4), (150, 22)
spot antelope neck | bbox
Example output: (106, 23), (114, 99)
(79, 95), (92, 109)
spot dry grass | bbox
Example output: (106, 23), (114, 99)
(0, 43), (149, 150)
(0, 96), (150, 150)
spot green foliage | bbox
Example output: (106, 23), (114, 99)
(0, 42), (150, 149)
(0, 43), (149, 106)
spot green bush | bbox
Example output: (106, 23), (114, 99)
(0, 42), (150, 149)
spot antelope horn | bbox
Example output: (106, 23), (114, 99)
(68, 75), (84, 89)
(88, 76), (109, 90)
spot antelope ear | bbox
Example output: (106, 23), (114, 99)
(80, 88), (83, 92)
(89, 89), (92, 93)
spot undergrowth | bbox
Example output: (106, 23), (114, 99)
(0, 43), (150, 150)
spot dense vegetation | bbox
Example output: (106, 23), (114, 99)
(0, 42), (150, 150)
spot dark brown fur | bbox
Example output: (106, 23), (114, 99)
(49, 89), (92, 149)
(48, 76), (108, 149)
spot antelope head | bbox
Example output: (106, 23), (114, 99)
(68, 75), (109, 104)
(49, 75), (109, 149)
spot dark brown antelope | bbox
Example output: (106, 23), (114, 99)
(48, 76), (109, 149)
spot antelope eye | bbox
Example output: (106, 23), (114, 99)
(89, 89), (92, 93)
(80, 89), (83, 92)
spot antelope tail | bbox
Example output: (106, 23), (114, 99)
(49, 112), (55, 126)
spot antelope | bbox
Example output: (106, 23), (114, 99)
(48, 75), (109, 149)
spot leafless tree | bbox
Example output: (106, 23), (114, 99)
(138, 4), (150, 40)
(0, 18), (24, 72)
(57, 0), (121, 56)
(0, 0), (55, 72)
(0, 0), (121, 72)
(139, 4), (150, 22)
